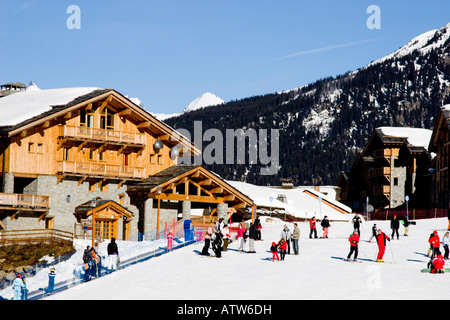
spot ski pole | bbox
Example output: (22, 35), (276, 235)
(388, 241), (395, 263)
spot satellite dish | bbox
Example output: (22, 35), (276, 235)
(170, 146), (180, 159)
(153, 140), (163, 151)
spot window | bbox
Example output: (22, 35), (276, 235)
(394, 177), (399, 186)
(80, 109), (95, 128)
(28, 143), (34, 153)
(100, 108), (115, 130)
(64, 148), (71, 161)
(37, 143), (43, 154)
(89, 149), (95, 160)
(150, 154), (156, 164)
(157, 155), (163, 165)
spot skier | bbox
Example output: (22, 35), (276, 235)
(428, 230), (441, 260)
(278, 238), (287, 261)
(375, 229), (390, 262)
(47, 267), (56, 293)
(291, 223), (300, 255)
(21, 277), (28, 300)
(12, 274), (25, 300)
(430, 254), (445, 274)
(369, 223), (377, 242)
(321, 216), (330, 238)
(237, 223), (246, 252)
(309, 217), (318, 239)
(248, 223), (257, 253)
(254, 216), (262, 240)
(212, 228), (223, 258)
(167, 231), (174, 251)
(391, 215), (400, 240)
(352, 214), (362, 236)
(281, 224), (292, 254)
(107, 237), (119, 272)
(270, 242), (279, 261)
(82, 245), (93, 280)
(443, 232), (449, 260)
(347, 231), (360, 261)
(222, 224), (230, 251)
(201, 226), (212, 255)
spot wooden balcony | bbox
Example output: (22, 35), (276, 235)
(368, 167), (391, 178)
(0, 193), (50, 210)
(59, 125), (145, 146)
(373, 185), (390, 196)
(57, 161), (146, 180)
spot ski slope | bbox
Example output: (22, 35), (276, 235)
(43, 217), (450, 300)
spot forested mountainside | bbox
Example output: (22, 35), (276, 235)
(165, 24), (450, 186)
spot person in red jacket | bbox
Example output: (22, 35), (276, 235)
(278, 238), (288, 261)
(429, 230), (441, 259)
(347, 231), (360, 261)
(431, 254), (445, 273)
(376, 229), (390, 262)
(309, 216), (318, 239)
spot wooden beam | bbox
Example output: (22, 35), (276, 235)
(99, 95), (113, 113)
(210, 186), (223, 193)
(198, 178), (212, 186)
(148, 193), (225, 204)
(138, 121), (151, 128)
(232, 202), (247, 209)
(118, 109), (132, 116)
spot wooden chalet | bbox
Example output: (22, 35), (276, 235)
(0, 85), (255, 241)
(428, 105), (450, 209)
(337, 127), (432, 212)
(128, 164), (255, 233)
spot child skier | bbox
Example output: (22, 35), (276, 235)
(270, 242), (279, 261)
(347, 231), (360, 261)
(430, 254), (445, 274)
(167, 231), (174, 251)
(278, 238), (287, 261)
(376, 229), (390, 262)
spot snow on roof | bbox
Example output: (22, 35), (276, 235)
(377, 127), (433, 149)
(227, 180), (353, 221)
(0, 86), (101, 126)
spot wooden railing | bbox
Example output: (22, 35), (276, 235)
(57, 161), (146, 179)
(0, 229), (73, 245)
(0, 193), (50, 208)
(59, 125), (145, 145)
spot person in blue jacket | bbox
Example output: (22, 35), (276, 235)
(12, 274), (25, 300)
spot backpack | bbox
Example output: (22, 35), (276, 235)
(83, 250), (92, 263)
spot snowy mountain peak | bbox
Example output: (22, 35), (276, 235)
(183, 92), (224, 113)
(369, 22), (450, 66)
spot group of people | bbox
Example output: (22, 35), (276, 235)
(201, 218), (233, 257)
(426, 230), (449, 273)
(270, 223), (301, 261)
(82, 238), (120, 280)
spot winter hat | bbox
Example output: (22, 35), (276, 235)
(433, 230), (438, 235)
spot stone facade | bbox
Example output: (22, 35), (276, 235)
(2, 174), (139, 240)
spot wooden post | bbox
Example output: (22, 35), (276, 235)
(157, 194), (161, 239)
(386, 210), (389, 221)
(91, 209), (95, 248)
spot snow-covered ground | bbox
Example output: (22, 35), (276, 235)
(17, 216), (448, 300)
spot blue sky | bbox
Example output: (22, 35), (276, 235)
(1, 0), (449, 114)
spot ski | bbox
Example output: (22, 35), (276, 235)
(332, 257), (362, 263)
(420, 268), (450, 273)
